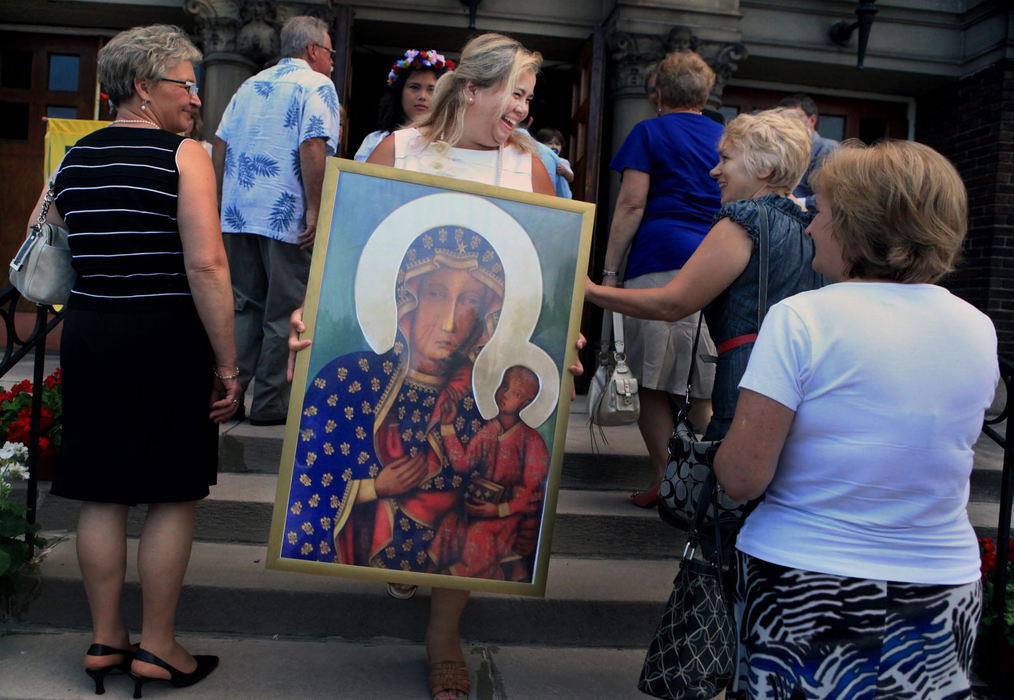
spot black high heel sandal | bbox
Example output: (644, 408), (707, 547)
(128, 648), (219, 699)
(84, 643), (136, 695)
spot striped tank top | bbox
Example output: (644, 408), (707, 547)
(53, 127), (193, 311)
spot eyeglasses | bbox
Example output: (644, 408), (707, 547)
(313, 43), (336, 59)
(160, 77), (199, 97)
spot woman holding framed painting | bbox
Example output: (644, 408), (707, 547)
(287, 32), (581, 700)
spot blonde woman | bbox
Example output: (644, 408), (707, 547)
(715, 140), (995, 698)
(289, 33), (581, 700)
(587, 108), (825, 442)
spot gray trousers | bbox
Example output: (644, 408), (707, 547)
(226, 233), (311, 421)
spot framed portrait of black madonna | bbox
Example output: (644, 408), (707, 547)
(266, 158), (594, 596)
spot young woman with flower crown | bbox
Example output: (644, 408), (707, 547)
(353, 49), (455, 162)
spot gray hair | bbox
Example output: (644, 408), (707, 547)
(280, 16), (329, 59)
(98, 25), (201, 107)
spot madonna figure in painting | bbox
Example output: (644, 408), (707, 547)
(281, 226), (522, 574)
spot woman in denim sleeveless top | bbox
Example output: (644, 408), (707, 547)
(586, 108), (826, 441)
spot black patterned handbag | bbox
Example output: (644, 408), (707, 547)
(638, 471), (736, 699)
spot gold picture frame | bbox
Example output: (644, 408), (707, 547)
(266, 158), (594, 596)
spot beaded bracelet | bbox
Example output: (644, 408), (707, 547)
(214, 367), (240, 381)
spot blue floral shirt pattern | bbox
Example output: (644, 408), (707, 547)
(216, 58), (341, 243)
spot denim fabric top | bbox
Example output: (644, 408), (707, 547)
(702, 194), (826, 437)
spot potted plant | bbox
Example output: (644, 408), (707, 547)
(0, 369), (62, 480)
(0, 441), (46, 622)
(975, 536), (1014, 690)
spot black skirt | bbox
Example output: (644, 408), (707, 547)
(52, 305), (218, 505)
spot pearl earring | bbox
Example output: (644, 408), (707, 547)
(141, 101), (148, 111)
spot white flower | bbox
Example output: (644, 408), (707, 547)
(0, 441), (27, 461)
(1, 462), (28, 482)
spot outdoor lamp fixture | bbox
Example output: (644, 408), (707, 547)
(829, 0), (878, 69)
(460, 0), (481, 30)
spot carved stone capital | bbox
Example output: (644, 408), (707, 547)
(607, 26), (748, 107)
(185, 0), (337, 66)
(184, 0), (243, 55)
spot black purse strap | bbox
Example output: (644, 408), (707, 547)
(680, 201), (772, 420)
(756, 200), (770, 331)
(682, 470), (727, 570)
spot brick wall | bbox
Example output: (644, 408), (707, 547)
(917, 59), (1014, 357)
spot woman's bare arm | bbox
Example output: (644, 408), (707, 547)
(586, 217), (752, 322)
(713, 388), (795, 501)
(176, 139), (241, 421)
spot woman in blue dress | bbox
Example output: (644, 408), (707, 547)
(601, 50), (723, 506)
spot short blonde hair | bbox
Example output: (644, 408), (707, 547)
(813, 140), (967, 283)
(99, 25), (201, 107)
(655, 51), (715, 111)
(414, 33), (542, 152)
(719, 108), (811, 191)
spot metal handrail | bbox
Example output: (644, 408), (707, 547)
(982, 355), (1013, 626)
(0, 285), (65, 536)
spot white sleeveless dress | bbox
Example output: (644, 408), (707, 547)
(393, 128), (533, 191)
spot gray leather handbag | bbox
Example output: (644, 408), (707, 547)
(588, 308), (640, 427)
(11, 181), (76, 306)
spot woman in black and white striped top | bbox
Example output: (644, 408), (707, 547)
(25, 24), (238, 696)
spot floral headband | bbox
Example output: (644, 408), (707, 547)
(387, 49), (455, 85)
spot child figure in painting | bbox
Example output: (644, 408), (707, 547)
(436, 365), (550, 580)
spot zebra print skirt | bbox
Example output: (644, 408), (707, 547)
(734, 551), (981, 699)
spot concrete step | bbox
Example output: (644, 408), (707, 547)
(218, 427), (1010, 506)
(35, 479), (685, 560)
(25, 535), (675, 648)
(0, 629), (649, 700)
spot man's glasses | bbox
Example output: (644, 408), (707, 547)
(160, 77), (199, 97)
(313, 43), (336, 59)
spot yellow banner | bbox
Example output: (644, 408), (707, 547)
(44, 118), (110, 181)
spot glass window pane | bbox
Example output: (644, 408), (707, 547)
(47, 106), (78, 120)
(1, 50), (32, 89)
(818, 115), (845, 142)
(48, 54), (79, 92)
(0, 102), (31, 140)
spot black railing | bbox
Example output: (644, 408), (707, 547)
(981, 355), (1013, 625)
(0, 285), (65, 536)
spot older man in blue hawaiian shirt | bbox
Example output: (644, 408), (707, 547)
(213, 15), (341, 425)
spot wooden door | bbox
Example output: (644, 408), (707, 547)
(569, 28), (606, 391)
(719, 86), (909, 143)
(331, 5), (354, 158)
(0, 33), (99, 285)
(569, 27), (605, 204)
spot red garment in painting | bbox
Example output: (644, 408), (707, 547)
(434, 418), (550, 580)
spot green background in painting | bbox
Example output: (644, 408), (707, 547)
(304, 170), (583, 444)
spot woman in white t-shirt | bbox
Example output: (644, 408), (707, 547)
(715, 140), (998, 698)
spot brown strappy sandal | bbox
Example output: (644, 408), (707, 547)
(428, 660), (470, 700)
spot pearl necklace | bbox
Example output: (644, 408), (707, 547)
(110, 119), (159, 128)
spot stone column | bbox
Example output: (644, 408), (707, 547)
(605, 27), (747, 210)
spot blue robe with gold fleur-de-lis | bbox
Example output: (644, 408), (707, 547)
(280, 333), (484, 572)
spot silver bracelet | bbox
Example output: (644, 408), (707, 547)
(602, 269), (618, 277)
(214, 367), (240, 381)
